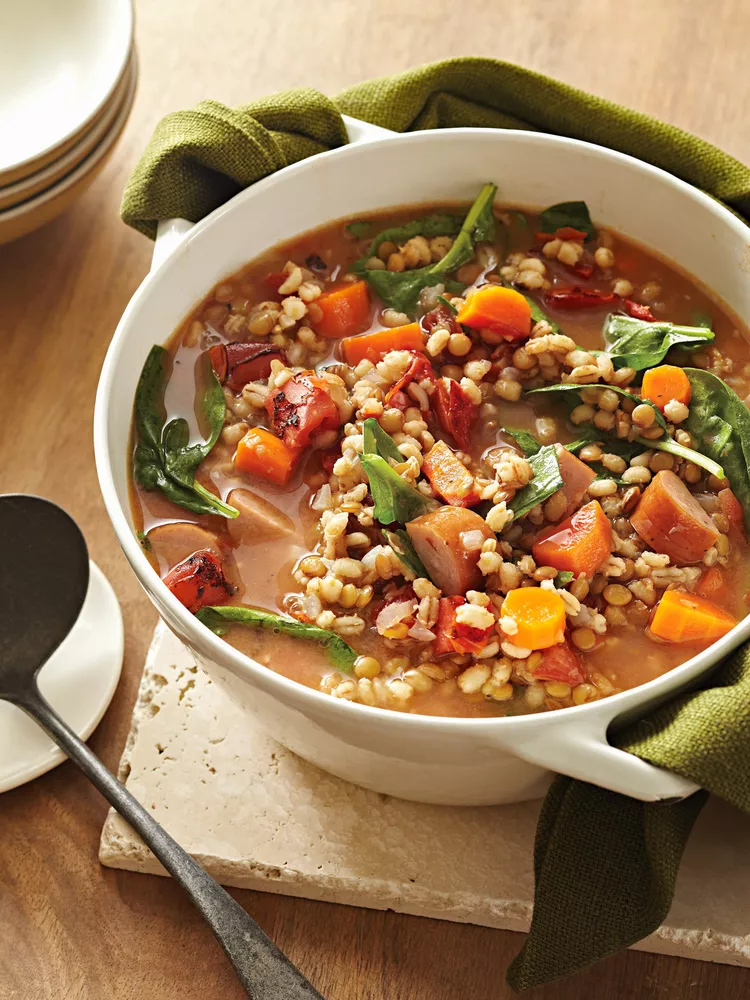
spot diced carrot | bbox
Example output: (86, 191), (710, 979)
(235, 427), (299, 486)
(649, 589), (737, 643)
(456, 285), (532, 340)
(697, 567), (728, 601)
(501, 587), (566, 651)
(314, 280), (372, 339)
(641, 364), (691, 411)
(718, 488), (745, 539)
(422, 440), (479, 507)
(532, 500), (612, 578)
(533, 640), (586, 686)
(341, 323), (424, 365)
(630, 470), (718, 565)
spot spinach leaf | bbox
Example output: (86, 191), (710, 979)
(500, 282), (561, 334)
(384, 529), (429, 580)
(361, 454), (439, 525)
(354, 184), (497, 318)
(684, 369), (750, 530)
(196, 606), (357, 672)
(133, 345), (238, 519)
(693, 311), (713, 329)
(508, 444), (563, 519)
(345, 220), (373, 239)
(633, 435), (725, 480)
(538, 200), (595, 240)
(564, 428), (606, 454)
(362, 417), (403, 464)
(554, 571), (574, 587)
(525, 383), (668, 432)
(603, 314), (714, 371)
(504, 427), (542, 456)
(368, 214), (464, 256)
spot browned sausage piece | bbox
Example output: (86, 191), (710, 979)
(147, 522), (222, 574)
(226, 488), (296, 546)
(556, 445), (597, 519)
(406, 506), (494, 595)
(630, 469), (720, 565)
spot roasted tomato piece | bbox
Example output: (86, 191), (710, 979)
(433, 377), (478, 450)
(432, 596), (493, 656)
(544, 286), (617, 310)
(163, 550), (233, 613)
(209, 342), (285, 391)
(623, 299), (656, 322)
(383, 351), (435, 411)
(266, 372), (340, 450)
(422, 303), (461, 337)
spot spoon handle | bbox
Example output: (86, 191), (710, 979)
(18, 685), (324, 1000)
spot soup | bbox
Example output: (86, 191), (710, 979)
(129, 185), (750, 718)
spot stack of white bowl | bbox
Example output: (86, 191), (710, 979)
(0, 0), (136, 245)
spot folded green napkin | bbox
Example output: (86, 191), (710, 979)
(120, 57), (750, 991)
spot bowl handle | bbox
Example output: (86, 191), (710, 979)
(151, 116), (396, 271)
(511, 716), (700, 802)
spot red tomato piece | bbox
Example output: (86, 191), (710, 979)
(544, 287), (618, 310)
(432, 596), (493, 656)
(163, 550), (233, 613)
(265, 271), (287, 295)
(624, 299), (656, 322)
(533, 640), (586, 686)
(422, 303), (461, 337)
(383, 351), (435, 411)
(209, 342), (285, 392)
(266, 372), (340, 450)
(433, 377), (478, 451)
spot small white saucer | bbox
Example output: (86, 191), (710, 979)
(0, 561), (124, 793)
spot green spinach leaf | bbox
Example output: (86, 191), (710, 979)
(362, 417), (403, 464)
(554, 571), (574, 587)
(633, 435), (725, 480)
(504, 427), (542, 456)
(684, 369), (750, 530)
(133, 345), (238, 519)
(196, 606), (357, 672)
(384, 529), (429, 580)
(508, 444), (563, 519)
(360, 454), (439, 525)
(437, 295), (458, 315)
(538, 200), (595, 240)
(603, 314), (714, 371)
(354, 184), (497, 318)
(525, 383), (668, 432)
(345, 220), (373, 239)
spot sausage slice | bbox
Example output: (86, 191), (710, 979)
(226, 488), (296, 546)
(630, 469), (719, 565)
(556, 445), (597, 519)
(147, 522), (222, 574)
(406, 506), (494, 595)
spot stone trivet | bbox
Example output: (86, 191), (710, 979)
(100, 623), (750, 967)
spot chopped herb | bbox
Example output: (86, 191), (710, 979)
(554, 571), (574, 587)
(508, 445), (563, 519)
(196, 606), (357, 671)
(137, 530), (152, 551)
(345, 220), (373, 239)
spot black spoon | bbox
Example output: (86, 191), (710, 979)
(0, 494), (323, 1000)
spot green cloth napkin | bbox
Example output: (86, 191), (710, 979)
(120, 57), (750, 991)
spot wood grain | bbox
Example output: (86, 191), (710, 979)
(1, 0), (749, 996)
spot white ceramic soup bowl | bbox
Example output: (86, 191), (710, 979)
(95, 118), (750, 806)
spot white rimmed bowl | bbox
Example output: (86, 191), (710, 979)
(0, 54), (137, 246)
(0, 0), (134, 186)
(95, 118), (750, 806)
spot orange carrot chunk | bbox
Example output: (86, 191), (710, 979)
(456, 285), (532, 340)
(235, 427), (299, 486)
(630, 470), (718, 565)
(421, 440), (479, 508)
(650, 589), (737, 643)
(314, 280), (372, 339)
(641, 364), (691, 411)
(501, 587), (566, 650)
(532, 500), (612, 578)
(341, 322), (424, 365)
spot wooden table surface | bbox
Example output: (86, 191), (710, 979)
(2, 1), (749, 997)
